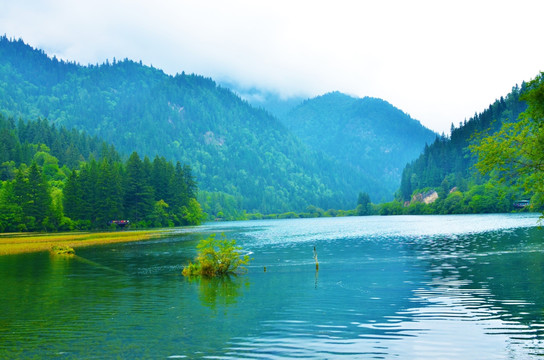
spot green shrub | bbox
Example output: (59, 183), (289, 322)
(182, 233), (251, 277)
(50, 245), (75, 255)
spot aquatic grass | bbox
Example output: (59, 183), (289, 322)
(182, 233), (251, 277)
(50, 245), (75, 255)
(0, 230), (169, 256)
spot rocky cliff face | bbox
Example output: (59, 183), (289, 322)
(410, 190), (439, 205)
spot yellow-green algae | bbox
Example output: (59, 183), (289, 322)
(0, 230), (169, 256)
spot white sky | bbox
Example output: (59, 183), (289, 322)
(1, 0), (543, 134)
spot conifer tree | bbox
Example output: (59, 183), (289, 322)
(14, 163), (53, 230)
(124, 152), (154, 222)
(62, 170), (80, 220)
(95, 158), (124, 226)
(356, 192), (372, 215)
(0, 181), (24, 232)
(77, 160), (99, 222)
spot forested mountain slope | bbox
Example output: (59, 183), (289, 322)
(280, 92), (437, 200)
(393, 83), (530, 214)
(218, 82), (305, 119)
(0, 36), (389, 213)
(0, 114), (201, 231)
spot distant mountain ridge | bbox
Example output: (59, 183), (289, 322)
(218, 82), (306, 119)
(0, 36), (435, 212)
(0, 36), (375, 213)
(279, 92), (437, 199)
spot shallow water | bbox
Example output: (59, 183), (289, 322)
(1, 213), (543, 359)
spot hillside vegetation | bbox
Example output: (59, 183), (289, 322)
(280, 92), (436, 200)
(384, 82), (537, 215)
(0, 37), (436, 215)
(0, 114), (201, 232)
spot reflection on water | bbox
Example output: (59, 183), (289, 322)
(0, 213), (543, 359)
(188, 274), (249, 310)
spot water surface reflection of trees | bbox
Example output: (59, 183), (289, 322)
(188, 274), (249, 311)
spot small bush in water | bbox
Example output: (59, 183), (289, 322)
(50, 245), (75, 255)
(182, 233), (251, 277)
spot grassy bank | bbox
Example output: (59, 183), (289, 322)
(0, 230), (170, 256)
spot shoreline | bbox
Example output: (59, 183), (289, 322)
(0, 229), (173, 256)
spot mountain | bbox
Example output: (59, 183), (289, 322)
(399, 84), (527, 201)
(0, 113), (201, 231)
(279, 92), (437, 200)
(219, 82), (305, 119)
(389, 83), (532, 215)
(0, 36), (392, 214)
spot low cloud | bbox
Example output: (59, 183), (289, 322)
(1, 0), (543, 133)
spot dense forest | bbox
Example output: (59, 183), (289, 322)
(380, 82), (536, 215)
(0, 36), (409, 215)
(2, 36), (535, 226)
(0, 114), (202, 232)
(219, 82), (306, 120)
(280, 92), (436, 200)
(471, 73), (544, 212)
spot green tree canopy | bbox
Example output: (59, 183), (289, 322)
(356, 192), (372, 216)
(472, 72), (544, 209)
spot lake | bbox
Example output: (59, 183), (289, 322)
(1, 214), (543, 359)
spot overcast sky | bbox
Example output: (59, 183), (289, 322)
(1, 0), (543, 133)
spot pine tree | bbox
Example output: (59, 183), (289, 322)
(78, 160), (99, 222)
(17, 163), (53, 230)
(124, 152), (154, 223)
(62, 170), (81, 220)
(95, 158), (124, 226)
(0, 181), (24, 232)
(356, 192), (372, 215)
(151, 156), (174, 202)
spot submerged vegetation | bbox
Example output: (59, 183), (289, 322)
(0, 230), (167, 255)
(50, 244), (75, 255)
(188, 275), (247, 310)
(182, 234), (251, 277)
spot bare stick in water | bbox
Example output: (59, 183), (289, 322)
(313, 246), (319, 270)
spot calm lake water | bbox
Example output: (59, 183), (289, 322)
(1, 214), (543, 359)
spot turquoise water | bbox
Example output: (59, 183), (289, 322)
(1, 214), (543, 359)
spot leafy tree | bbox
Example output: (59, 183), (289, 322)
(198, 190), (245, 220)
(356, 192), (372, 215)
(149, 199), (171, 228)
(442, 191), (465, 214)
(378, 200), (404, 215)
(472, 73), (544, 209)
(181, 198), (204, 225)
